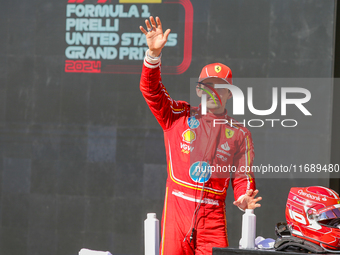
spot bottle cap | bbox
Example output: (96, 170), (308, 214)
(147, 213), (156, 219)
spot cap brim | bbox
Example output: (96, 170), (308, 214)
(199, 76), (231, 84)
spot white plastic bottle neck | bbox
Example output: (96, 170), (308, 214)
(245, 209), (254, 214)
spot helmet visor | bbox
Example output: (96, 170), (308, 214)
(316, 205), (340, 228)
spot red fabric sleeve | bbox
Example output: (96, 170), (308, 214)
(231, 128), (256, 201)
(140, 63), (189, 130)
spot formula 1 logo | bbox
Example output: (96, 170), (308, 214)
(68, 0), (108, 3)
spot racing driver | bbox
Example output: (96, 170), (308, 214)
(139, 16), (262, 255)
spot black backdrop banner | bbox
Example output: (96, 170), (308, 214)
(0, 0), (337, 254)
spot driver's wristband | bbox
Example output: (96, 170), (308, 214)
(144, 49), (161, 68)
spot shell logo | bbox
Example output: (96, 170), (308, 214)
(182, 129), (196, 144)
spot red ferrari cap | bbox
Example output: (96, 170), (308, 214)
(198, 63), (233, 84)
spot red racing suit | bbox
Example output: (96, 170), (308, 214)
(140, 53), (256, 255)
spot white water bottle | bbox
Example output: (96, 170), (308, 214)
(239, 209), (256, 249)
(144, 213), (159, 255)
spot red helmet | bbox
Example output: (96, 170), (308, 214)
(286, 186), (340, 251)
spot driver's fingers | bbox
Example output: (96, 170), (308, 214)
(140, 26), (147, 35)
(233, 201), (240, 206)
(156, 16), (162, 29)
(254, 196), (262, 202)
(246, 189), (253, 196)
(150, 16), (157, 28)
(164, 28), (171, 40)
(252, 189), (259, 196)
(145, 19), (152, 30)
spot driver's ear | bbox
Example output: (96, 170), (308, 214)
(227, 90), (232, 100)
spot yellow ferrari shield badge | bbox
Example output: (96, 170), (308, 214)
(225, 128), (234, 138)
(215, 65), (222, 73)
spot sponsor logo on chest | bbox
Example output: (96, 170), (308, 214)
(217, 149), (231, 156)
(182, 129), (196, 144)
(187, 116), (200, 129)
(180, 142), (194, 154)
(217, 154), (228, 162)
(221, 141), (230, 151)
(189, 161), (211, 183)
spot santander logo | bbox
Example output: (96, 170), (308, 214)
(298, 190), (321, 201)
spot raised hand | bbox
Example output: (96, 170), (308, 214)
(233, 189), (262, 211)
(140, 16), (171, 58)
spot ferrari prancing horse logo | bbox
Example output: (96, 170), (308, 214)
(215, 65), (222, 73)
(225, 128), (234, 138)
